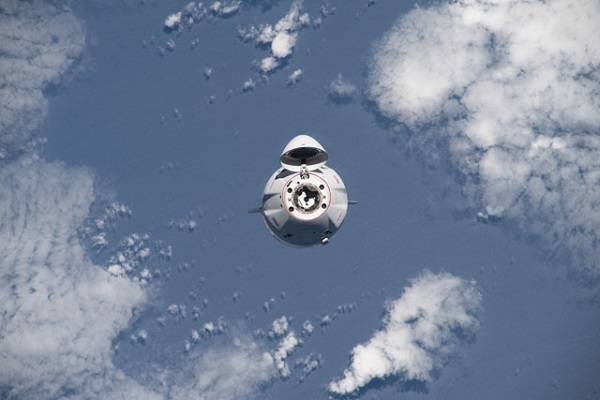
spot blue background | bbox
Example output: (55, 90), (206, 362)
(42, 1), (600, 398)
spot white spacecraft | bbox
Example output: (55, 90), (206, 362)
(251, 134), (351, 246)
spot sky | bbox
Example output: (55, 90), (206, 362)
(1, 0), (600, 399)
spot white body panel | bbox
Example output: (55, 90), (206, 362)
(260, 135), (348, 246)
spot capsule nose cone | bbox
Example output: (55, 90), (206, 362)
(282, 135), (326, 155)
(280, 134), (328, 171)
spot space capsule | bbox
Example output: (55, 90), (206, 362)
(252, 134), (349, 246)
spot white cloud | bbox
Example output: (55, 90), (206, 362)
(272, 331), (301, 378)
(288, 68), (303, 85)
(271, 31), (297, 58)
(164, 12), (182, 29)
(270, 315), (290, 337)
(329, 271), (481, 395)
(260, 56), (280, 73)
(0, 0), (85, 161)
(301, 320), (314, 336)
(296, 353), (322, 383)
(274, 0), (307, 30)
(239, 0), (310, 73)
(0, 157), (159, 400)
(242, 77), (256, 92)
(368, 0), (600, 277)
(327, 74), (357, 103)
(162, 0), (242, 33)
(169, 338), (275, 400)
(213, 1), (242, 18)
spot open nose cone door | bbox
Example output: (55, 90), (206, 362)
(280, 134), (328, 172)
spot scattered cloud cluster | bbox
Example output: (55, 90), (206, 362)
(157, 1), (243, 56)
(296, 353), (323, 383)
(318, 301), (358, 329)
(0, 157), (156, 400)
(0, 3), (279, 400)
(0, 3), (152, 398)
(272, 331), (302, 378)
(164, 0), (241, 32)
(85, 201), (132, 250)
(81, 199), (178, 286)
(368, 0), (600, 277)
(238, 0), (311, 73)
(167, 206), (205, 232)
(329, 271), (481, 395)
(169, 338), (275, 400)
(302, 319), (315, 336)
(0, 0), (85, 162)
(250, 316), (302, 378)
(0, 119), (274, 400)
(270, 315), (290, 337)
(105, 232), (173, 284)
(159, 1), (334, 88)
